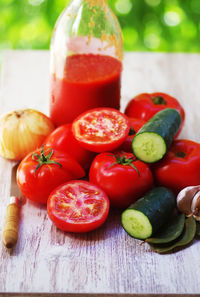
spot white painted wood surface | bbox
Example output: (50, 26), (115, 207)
(0, 50), (200, 296)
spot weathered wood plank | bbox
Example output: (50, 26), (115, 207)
(0, 294), (198, 297)
(0, 293), (197, 297)
(0, 50), (200, 296)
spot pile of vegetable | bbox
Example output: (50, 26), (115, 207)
(1, 92), (200, 253)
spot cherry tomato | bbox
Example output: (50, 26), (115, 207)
(72, 108), (130, 153)
(47, 180), (110, 232)
(120, 117), (146, 152)
(89, 151), (154, 208)
(17, 146), (85, 204)
(153, 139), (200, 193)
(124, 92), (185, 136)
(43, 123), (95, 171)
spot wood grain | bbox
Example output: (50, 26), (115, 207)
(0, 293), (199, 297)
(0, 50), (200, 296)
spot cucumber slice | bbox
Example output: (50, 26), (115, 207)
(121, 209), (152, 240)
(121, 187), (176, 240)
(132, 132), (166, 163)
(132, 108), (181, 163)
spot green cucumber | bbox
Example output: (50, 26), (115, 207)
(132, 108), (182, 163)
(196, 221), (200, 236)
(146, 213), (185, 244)
(150, 216), (196, 253)
(121, 187), (176, 240)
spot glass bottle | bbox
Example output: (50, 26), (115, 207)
(50, 0), (123, 126)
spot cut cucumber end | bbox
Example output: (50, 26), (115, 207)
(132, 132), (166, 163)
(121, 209), (152, 240)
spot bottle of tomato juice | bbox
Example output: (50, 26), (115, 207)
(50, 0), (123, 126)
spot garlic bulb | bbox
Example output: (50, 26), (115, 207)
(177, 185), (200, 221)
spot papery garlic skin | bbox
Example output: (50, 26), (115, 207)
(191, 191), (200, 221)
(0, 109), (55, 160)
(177, 185), (200, 221)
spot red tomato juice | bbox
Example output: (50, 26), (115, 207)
(50, 54), (122, 126)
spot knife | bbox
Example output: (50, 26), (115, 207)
(2, 163), (22, 249)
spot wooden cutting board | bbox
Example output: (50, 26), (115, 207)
(0, 50), (200, 297)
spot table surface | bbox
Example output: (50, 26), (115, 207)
(0, 50), (200, 297)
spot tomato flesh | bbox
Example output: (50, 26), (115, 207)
(72, 108), (130, 152)
(47, 180), (110, 232)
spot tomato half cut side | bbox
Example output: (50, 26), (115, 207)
(47, 180), (110, 233)
(72, 108), (130, 152)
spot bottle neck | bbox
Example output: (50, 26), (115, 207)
(70, 0), (107, 7)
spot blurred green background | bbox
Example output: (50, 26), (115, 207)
(1, 0), (200, 57)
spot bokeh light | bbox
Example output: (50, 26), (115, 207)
(180, 20), (197, 39)
(145, 0), (161, 7)
(29, 0), (45, 6)
(144, 33), (161, 49)
(115, 0), (132, 15)
(123, 27), (138, 50)
(164, 11), (181, 26)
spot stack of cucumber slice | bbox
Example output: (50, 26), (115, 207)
(132, 108), (181, 163)
(121, 187), (198, 253)
(122, 108), (199, 253)
(121, 187), (176, 240)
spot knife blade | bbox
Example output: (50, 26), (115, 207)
(2, 163), (22, 249)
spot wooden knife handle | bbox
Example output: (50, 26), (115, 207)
(2, 201), (20, 249)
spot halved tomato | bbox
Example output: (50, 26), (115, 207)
(47, 180), (110, 233)
(72, 108), (130, 153)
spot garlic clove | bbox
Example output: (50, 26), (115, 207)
(191, 191), (200, 221)
(177, 185), (200, 216)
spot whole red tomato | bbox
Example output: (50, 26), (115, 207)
(153, 139), (200, 193)
(43, 123), (95, 171)
(120, 118), (146, 152)
(124, 92), (185, 136)
(89, 151), (154, 208)
(17, 146), (85, 204)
